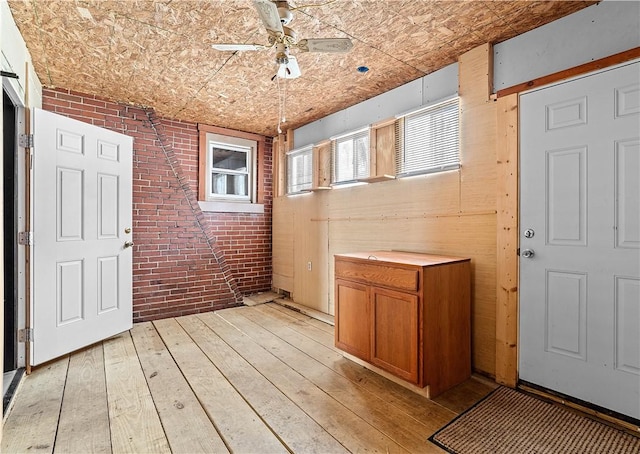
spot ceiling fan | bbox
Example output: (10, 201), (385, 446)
(212, 0), (353, 79)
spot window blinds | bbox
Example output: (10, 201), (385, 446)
(396, 97), (460, 177)
(286, 146), (313, 194)
(331, 129), (370, 184)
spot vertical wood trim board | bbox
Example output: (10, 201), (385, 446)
(458, 43), (498, 375)
(495, 93), (519, 387)
(272, 135), (283, 197)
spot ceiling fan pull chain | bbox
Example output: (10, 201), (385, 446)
(277, 75), (284, 134)
(282, 76), (287, 123)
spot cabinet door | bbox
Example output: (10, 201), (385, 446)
(335, 279), (371, 361)
(371, 287), (419, 383)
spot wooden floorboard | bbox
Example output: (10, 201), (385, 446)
(130, 322), (229, 454)
(103, 332), (171, 454)
(178, 314), (349, 454)
(217, 308), (445, 453)
(201, 311), (412, 453)
(2, 304), (496, 453)
(2, 357), (69, 453)
(153, 317), (288, 454)
(268, 302), (335, 334)
(54, 344), (111, 454)
(244, 304), (459, 429)
(260, 304), (338, 349)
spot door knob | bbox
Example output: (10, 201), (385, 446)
(124, 241), (134, 249)
(521, 249), (534, 258)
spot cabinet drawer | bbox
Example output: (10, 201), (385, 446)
(335, 260), (419, 292)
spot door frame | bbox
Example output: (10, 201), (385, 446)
(494, 47), (640, 387)
(3, 88), (17, 372)
(1, 80), (27, 373)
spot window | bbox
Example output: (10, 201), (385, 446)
(208, 141), (252, 200)
(331, 127), (370, 184)
(286, 145), (313, 194)
(396, 97), (460, 177)
(198, 124), (266, 213)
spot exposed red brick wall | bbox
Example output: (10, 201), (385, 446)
(42, 88), (273, 321)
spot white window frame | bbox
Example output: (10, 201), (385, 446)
(205, 133), (257, 203)
(331, 126), (370, 185)
(396, 96), (460, 178)
(286, 145), (313, 194)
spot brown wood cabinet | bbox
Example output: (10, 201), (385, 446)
(335, 251), (471, 397)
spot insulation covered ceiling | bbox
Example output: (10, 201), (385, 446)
(8, 0), (595, 136)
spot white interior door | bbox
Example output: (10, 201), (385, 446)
(519, 61), (640, 420)
(32, 108), (133, 365)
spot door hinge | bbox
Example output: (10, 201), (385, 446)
(18, 328), (34, 343)
(18, 231), (33, 246)
(19, 133), (34, 148)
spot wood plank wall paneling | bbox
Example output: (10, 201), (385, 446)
(293, 194), (330, 313)
(495, 93), (519, 386)
(272, 43), (499, 376)
(272, 197), (294, 291)
(272, 133), (293, 291)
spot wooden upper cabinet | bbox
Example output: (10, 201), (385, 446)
(334, 251), (471, 397)
(311, 140), (332, 191)
(361, 118), (397, 183)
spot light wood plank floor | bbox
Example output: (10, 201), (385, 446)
(2, 303), (496, 453)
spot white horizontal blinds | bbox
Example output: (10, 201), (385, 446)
(331, 129), (370, 184)
(396, 97), (460, 177)
(286, 145), (313, 194)
(395, 119), (403, 167)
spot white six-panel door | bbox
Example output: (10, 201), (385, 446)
(32, 108), (133, 365)
(519, 61), (640, 419)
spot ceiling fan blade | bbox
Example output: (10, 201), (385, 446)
(253, 0), (284, 37)
(212, 43), (266, 51)
(297, 38), (353, 53)
(277, 55), (301, 79)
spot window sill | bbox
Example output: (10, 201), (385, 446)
(357, 174), (395, 183)
(198, 201), (265, 214)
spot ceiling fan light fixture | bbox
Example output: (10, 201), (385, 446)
(212, 0), (354, 82)
(277, 55), (301, 79)
(275, 42), (290, 65)
(276, 52), (289, 64)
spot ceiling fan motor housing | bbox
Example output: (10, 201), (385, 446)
(276, 1), (293, 25)
(282, 26), (297, 44)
